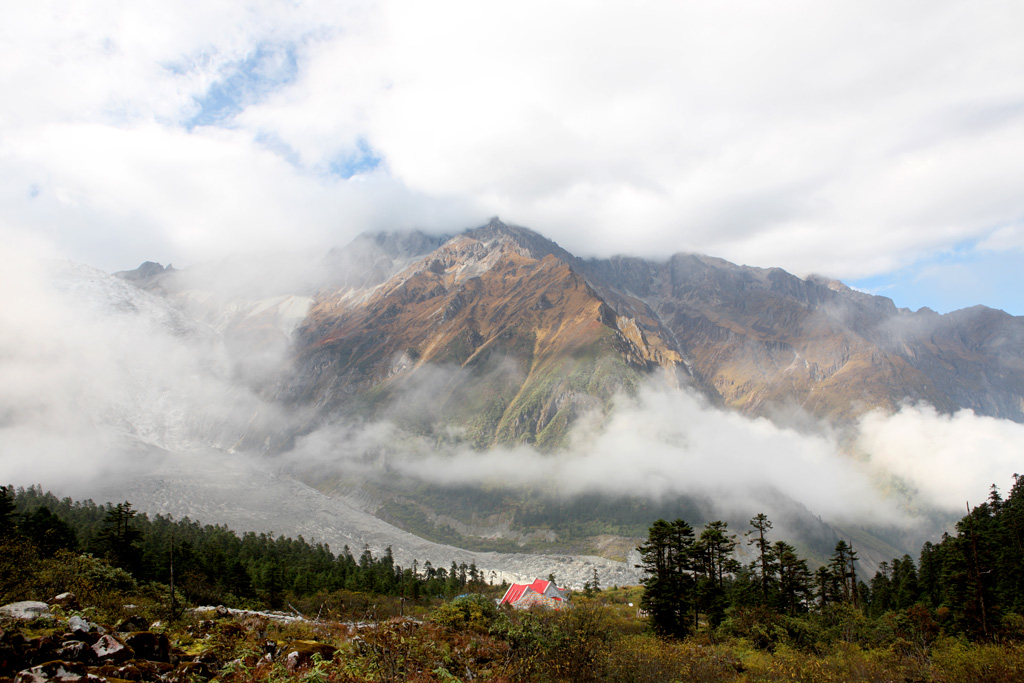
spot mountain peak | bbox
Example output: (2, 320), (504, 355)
(114, 261), (173, 281)
(463, 219), (576, 265)
(113, 261), (177, 293)
(291, 221), (692, 448)
(296, 222), (1024, 428)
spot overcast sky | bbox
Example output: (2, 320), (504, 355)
(3, 1), (1023, 314)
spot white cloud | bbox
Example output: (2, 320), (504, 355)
(0, 249), (284, 490)
(976, 222), (1024, 253)
(1, 255), (1019, 547)
(2, 0), (1024, 303)
(363, 385), (912, 526)
(339, 0), (1024, 280)
(287, 383), (1024, 533)
(1, 121), (477, 269)
(857, 403), (1024, 510)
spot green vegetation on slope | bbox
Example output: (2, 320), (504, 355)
(634, 474), (1024, 644)
(0, 485), (494, 612)
(3, 477), (1024, 682)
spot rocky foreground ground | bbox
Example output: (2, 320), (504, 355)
(0, 595), (355, 683)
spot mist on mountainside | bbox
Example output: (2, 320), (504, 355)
(1, 239), (1021, 574)
(0, 248), (298, 489)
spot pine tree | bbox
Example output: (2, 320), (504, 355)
(890, 555), (919, 610)
(773, 541), (812, 614)
(747, 514), (774, 605)
(96, 501), (143, 573)
(867, 560), (892, 617)
(0, 485), (17, 538)
(697, 520), (739, 588)
(828, 540), (859, 605)
(692, 521), (738, 626)
(20, 506), (77, 556)
(916, 542), (940, 607)
(448, 561), (461, 594)
(998, 475), (1024, 612)
(960, 500), (993, 635)
(815, 565), (839, 608)
(637, 519), (697, 638)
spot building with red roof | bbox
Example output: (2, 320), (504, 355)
(498, 578), (569, 609)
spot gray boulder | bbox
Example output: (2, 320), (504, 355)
(112, 615), (148, 633)
(122, 631), (169, 662)
(48, 594), (79, 610)
(0, 602), (52, 620)
(13, 659), (101, 681)
(54, 640), (93, 665)
(65, 617), (93, 635)
(89, 635), (133, 664)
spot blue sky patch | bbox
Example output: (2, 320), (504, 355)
(851, 244), (1023, 316)
(186, 43), (299, 129)
(329, 139), (382, 178)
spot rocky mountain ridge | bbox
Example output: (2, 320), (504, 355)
(233, 218), (1024, 447)
(285, 225), (687, 449)
(119, 219), (1024, 442)
(103, 219), (1023, 568)
(575, 250), (1024, 423)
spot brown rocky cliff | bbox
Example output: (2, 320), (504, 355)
(279, 220), (1024, 447)
(287, 226), (683, 447)
(577, 252), (1024, 423)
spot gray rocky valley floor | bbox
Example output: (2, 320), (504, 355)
(91, 451), (642, 590)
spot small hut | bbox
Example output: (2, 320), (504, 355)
(498, 578), (568, 610)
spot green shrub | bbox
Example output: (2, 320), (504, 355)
(606, 634), (742, 683)
(931, 639), (1024, 683)
(719, 606), (791, 651)
(429, 594), (499, 632)
(0, 535), (39, 602)
(488, 601), (614, 683)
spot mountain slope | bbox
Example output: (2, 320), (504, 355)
(576, 253), (1024, 423)
(268, 219), (1024, 443)
(113, 218), (1022, 447)
(287, 225), (684, 448)
(103, 220), (1023, 569)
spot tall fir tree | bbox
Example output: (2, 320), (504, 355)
(0, 485), (17, 538)
(95, 501), (143, 573)
(747, 513), (774, 605)
(637, 519), (697, 638)
(773, 540), (812, 614)
(828, 540), (859, 605)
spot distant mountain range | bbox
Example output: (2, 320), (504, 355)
(121, 217), (1024, 447)
(111, 218), (1024, 570)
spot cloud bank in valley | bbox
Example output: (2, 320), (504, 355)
(285, 380), (1023, 529)
(385, 384), (902, 524)
(1, 259), (1020, 541)
(0, 248), (290, 494)
(856, 404), (1024, 510)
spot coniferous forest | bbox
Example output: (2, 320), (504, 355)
(2, 477), (1023, 682)
(636, 475), (1024, 643)
(0, 485), (490, 612)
